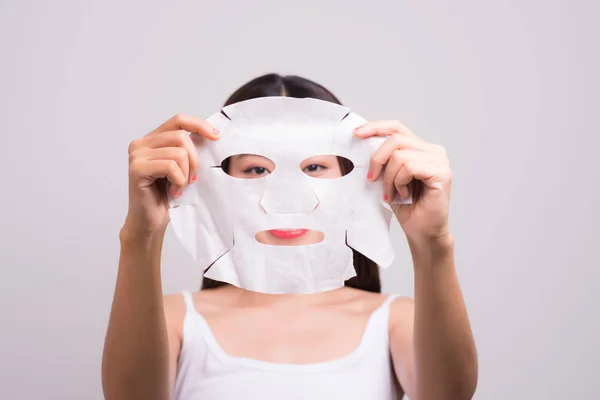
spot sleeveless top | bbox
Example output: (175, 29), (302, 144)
(174, 290), (399, 400)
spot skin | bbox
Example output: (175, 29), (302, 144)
(102, 114), (478, 400)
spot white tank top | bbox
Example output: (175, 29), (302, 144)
(174, 291), (399, 400)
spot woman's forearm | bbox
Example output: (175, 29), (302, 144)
(410, 234), (478, 400)
(101, 229), (170, 400)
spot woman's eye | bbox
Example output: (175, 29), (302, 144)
(243, 166), (270, 175)
(303, 164), (326, 173)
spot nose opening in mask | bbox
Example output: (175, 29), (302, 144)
(259, 189), (320, 214)
(255, 230), (324, 246)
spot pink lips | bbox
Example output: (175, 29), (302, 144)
(268, 229), (309, 239)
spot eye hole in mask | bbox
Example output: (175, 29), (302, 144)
(220, 154), (275, 179)
(299, 155), (354, 179)
(255, 229), (325, 246)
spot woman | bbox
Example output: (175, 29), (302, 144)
(102, 74), (478, 399)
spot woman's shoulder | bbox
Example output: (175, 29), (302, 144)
(386, 293), (414, 332)
(162, 288), (221, 314)
(344, 286), (411, 303)
(345, 288), (413, 323)
(163, 292), (186, 314)
(160, 293), (188, 347)
(328, 287), (411, 318)
(173, 286), (246, 319)
(162, 289), (229, 338)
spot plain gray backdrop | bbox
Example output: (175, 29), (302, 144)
(1, 0), (599, 399)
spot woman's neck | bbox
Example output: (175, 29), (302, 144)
(217, 284), (358, 310)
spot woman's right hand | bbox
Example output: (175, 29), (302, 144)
(122, 114), (220, 241)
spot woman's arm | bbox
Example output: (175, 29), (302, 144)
(411, 235), (477, 399)
(354, 120), (478, 399)
(102, 114), (217, 399)
(390, 236), (477, 400)
(102, 230), (177, 400)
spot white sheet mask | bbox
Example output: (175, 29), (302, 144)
(169, 97), (411, 294)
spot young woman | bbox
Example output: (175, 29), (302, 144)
(102, 74), (478, 400)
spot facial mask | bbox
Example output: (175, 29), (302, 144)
(168, 97), (411, 294)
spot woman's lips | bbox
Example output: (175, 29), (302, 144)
(268, 229), (309, 239)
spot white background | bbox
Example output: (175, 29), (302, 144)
(1, 0), (599, 398)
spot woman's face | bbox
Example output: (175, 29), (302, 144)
(227, 154), (342, 246)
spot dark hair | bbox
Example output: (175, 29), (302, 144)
(201, 73), (381, 293)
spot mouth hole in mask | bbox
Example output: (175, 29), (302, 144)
(220, 154), (275, 179)
(300, 155), (354, 179)
(255, 229), (324, 246)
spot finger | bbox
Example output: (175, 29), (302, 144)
(144, 147), (190, 189)
(144, 147), (189, 196)
(382, 151), (404, 202)
(381, 150), (431, 201)
(389, 162), (421, 204)
(130, 130), (199, 184)
(130, 159), (187, 196)
(391, 159), (452, 203)
(393, 164), (415, 195)
(354, 120), (418, 139)
(400, 160), (450, 191)
(395, 184), (410, 199)
(369, 135), (433, 181)
(148, 113), (220, 141)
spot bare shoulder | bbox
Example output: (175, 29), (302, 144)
(163, 292), (187, 315)
(340, 288), (410, 316)
(162, 293), (187, 338)
(162, 293), (189, 388)
(184, 286), (240, 318)
(389, 296), (414, 331)
(162, 289), (226, 317)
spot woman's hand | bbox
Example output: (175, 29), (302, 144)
(354, 120), (452, 245)
(122, 114), (220, 240)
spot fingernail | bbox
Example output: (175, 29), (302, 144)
(191, 174), (197, 182)
(355, 127), (365, 133)
(213, 128), (221, 136)
(383, 194), (389, 201)
(367, 172), (373, 180)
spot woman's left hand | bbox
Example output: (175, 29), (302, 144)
(354, 120), (452, 245)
